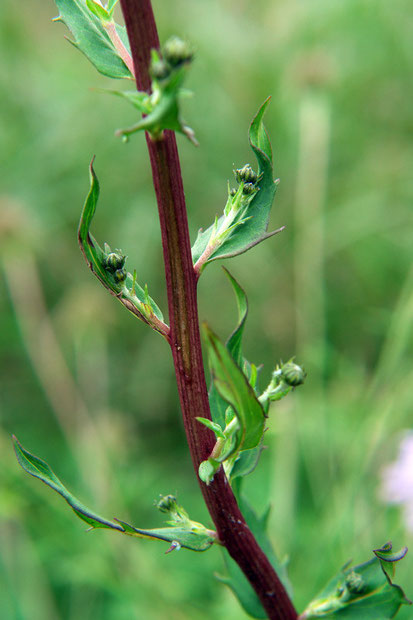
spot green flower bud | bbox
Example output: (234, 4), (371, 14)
(345, 571), (365, 594)
(105, 251), (126, 272)
(235, 164), (258, 184)
(114, 268), (127, 283)
(156, 494), (178, 513)
(281, 361), (306, 386)
(163, 36), (193, 67)
(242, 182), (256, 195)
(229, 188), (237, 197)
(150, 59), (170, 81)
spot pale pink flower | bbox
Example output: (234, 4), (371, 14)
(380, 431), (413, 532)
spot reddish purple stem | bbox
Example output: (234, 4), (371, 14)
(118, 1), (298, 617)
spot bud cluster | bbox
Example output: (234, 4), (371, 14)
(230, 164), (260, 200)
(242, 182), (256, 195)
(150, 36), (193, 82)
(235, 164), (258, 185)
(104, 250), (127, 284)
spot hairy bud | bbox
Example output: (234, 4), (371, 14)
(156, 494), (178, 513)
(242, 182), (256, 195)
(163, 36), (193, 67)
(235, 164), (258, 185)
(114, 268), (127, 283)
(151, 59), (170, 81)
(281, 361), (306, 386)
(105, 251), (126, 272)
(345, 571), (365, 595)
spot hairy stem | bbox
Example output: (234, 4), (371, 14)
(119, 1), (297, 617)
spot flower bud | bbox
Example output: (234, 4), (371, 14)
(345, 571), (365, 595)
(281, 361), (306, 386)
(242, 182), (256, 195)
(156, 494), (178, 513)
(229, 188), (237, 197)
(105, 251), (125, 272)
(163, 36), (193, 67)
(150, 59), (170, 81)
(235, 164), (258, 184)
(114, 268), (127, 283)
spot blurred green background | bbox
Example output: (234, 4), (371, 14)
(1, 0), (413, 618)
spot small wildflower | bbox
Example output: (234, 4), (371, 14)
(379, 431), (413, 532)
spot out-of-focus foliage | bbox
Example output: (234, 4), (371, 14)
(1, 0), (413, 618)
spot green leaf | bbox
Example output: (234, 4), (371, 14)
(200, 324), (266, 484)
(106, 0), (118, 12)
(225, 267), (248, 367)
(99, 88), (152, 113)
(192, 98), (283, 270)
(229, 442), (264, 482)
(208, 269), (249, 430)
(205, 271), (265, 484)
(196, 417), (226, 439)
(216, 561), (267, 619)
(373, 542), (408, 564)
(78, 161), (168, 336)
(13, 435), (124, 531)
(240, 497), (292, 598)
(116, 46), (197, 144)
(207, 385), (228, 431)
(203, 324), (265, 452)
(114, 519), (215, 552)
(85, 0), (110, 22)
(302, 543), (411, 618)
(13, 437), (216, 552)
(53, 0), (132, 79)
(217, 495), (291, 619)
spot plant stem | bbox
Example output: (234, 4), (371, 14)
(106, 21), (135, 78)
(119, 1), (297, 617)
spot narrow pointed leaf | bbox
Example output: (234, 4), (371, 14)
(205, 273), (266, 484)
(13, 436), (124, 531)
(216, 564), (267, 619)
(98, 88), (152, 113)
(203, 324), (265, 452)
(207, 272), (264, 484)
(240, 496), (292, 597)
(196, 417), (226, 439)
(225, 267), (248, 367)
(54, 0), (132, 79)
(13, 437), (216, 552)
(78, 162), (167, 335)
(208, 269), (249, 430)
(217, 495), (291, 618)
(192, 98), (282, 266)
(223, 269), (261, 481)
(302, 543), (411, 618)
